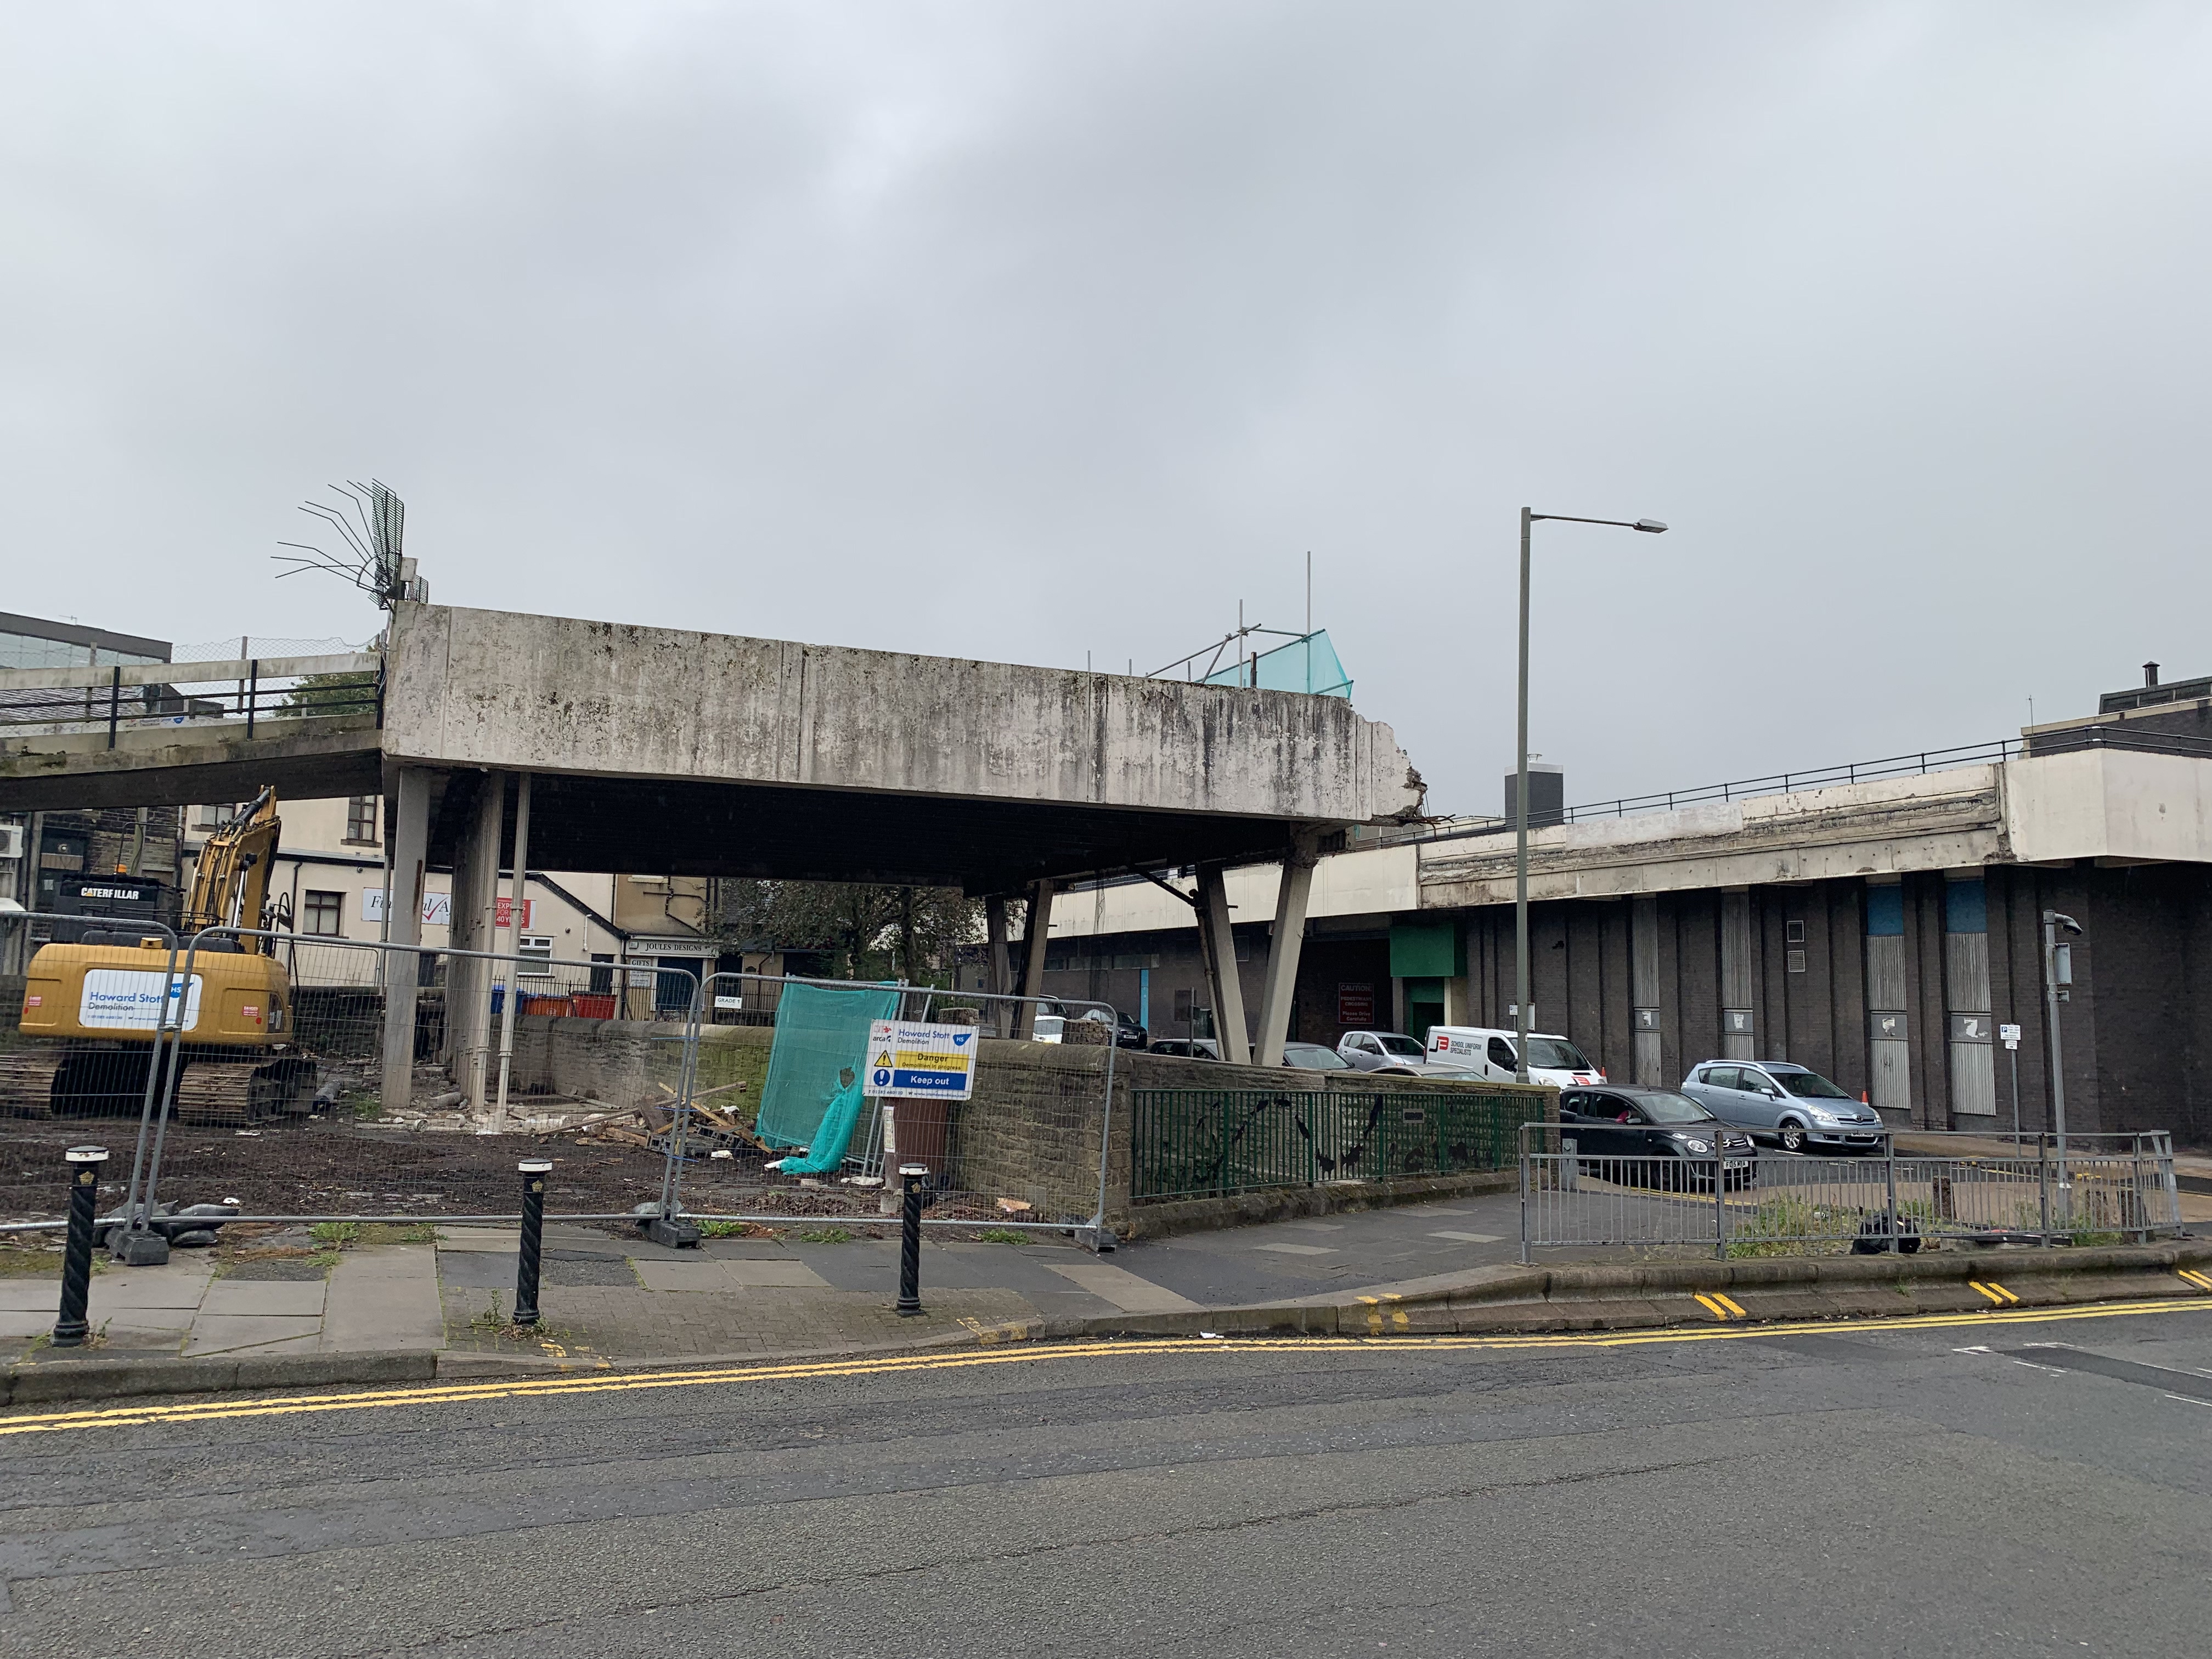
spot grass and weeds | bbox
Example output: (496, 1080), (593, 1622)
(0, 1244), (74, 1278)
(975, 1228), (1030, 1245)
(794, 1226), (854, 1244)
(698, 1220), (761, 1239)
(1725, 1194), (1849, 1259)
(464, 1297), (574, 1344)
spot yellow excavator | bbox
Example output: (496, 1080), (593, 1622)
(4, 788), (317, 1125)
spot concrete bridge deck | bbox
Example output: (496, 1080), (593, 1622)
(2, 601), (1425, 1084)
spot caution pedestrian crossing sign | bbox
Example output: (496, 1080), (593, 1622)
(862, 1020), (979, 1099)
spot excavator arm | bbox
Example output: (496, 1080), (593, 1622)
(182, 787), (284, 944)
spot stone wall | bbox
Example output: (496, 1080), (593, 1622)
(499, 1017), (1556, 1234)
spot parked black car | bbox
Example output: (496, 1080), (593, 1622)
(1558, 1086), (1757, 1190)
(1149, 1037), (1221, 1060)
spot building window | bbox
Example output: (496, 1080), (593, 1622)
(198, 803), (236, 830)
(517, 934), (555, 977)
(1785, 919), (1806, 944)
(1786, 949), (1807, 974)
(302, 890), (345, 936)
(345, 795), (380, 844)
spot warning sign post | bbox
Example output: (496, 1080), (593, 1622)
(861, 1020), (980, 1101)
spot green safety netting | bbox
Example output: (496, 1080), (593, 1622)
(755, 981), (902, 1152)
(1201, 629), (1352, 698)
(769, 1078), (868, 1174)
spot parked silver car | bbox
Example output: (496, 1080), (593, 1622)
(1679, 1061), (1885, 1154)
(1335, 1031), (1435, 1072)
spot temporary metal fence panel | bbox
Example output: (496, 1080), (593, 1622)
(1518, 1131), (2183, 1262)
(0, 927), (699, 1228)
(668, 973), (1123, 1235)
(0, 911), (182, 1236)
(1131, 1088), (1524, 1202)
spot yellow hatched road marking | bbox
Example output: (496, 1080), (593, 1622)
(2180, 1269), (2212, 1291)
(1969, 1281), (2021, 1306)
(1711, 1293), (1748, 1318)
(3, 1295), (2209, 1440)
(1692, 1293), (1733, 1321)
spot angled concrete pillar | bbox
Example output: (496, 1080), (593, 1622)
(493, 771), (533, 1122)
(439, 800), (475, 1069)
(461, 775), (505, 1110)
(379, 765), (432, 1115)
(985, 895), (1013, 1037)
(1254, 834), (1321, 1067)
(1196, 863), (1251, 1065)
(1013, 879), (1054, 1039)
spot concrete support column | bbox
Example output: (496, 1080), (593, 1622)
(1013, 879), (1054, 1039)
(440, 802), (475, 1069)
(1630, 894), (1663, 1085)
(1196, 863), (1251, 1065)
(1253, 834), (1320, 1066)
(460, 776), (504, 1110)
(379, 766), (432, 1115)
(1719, 888), (1756, 1060)
(985, 895), (1012, 1036)
(493, 771), (533, 1123)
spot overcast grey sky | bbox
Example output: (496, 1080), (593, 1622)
(3, 3), (2207, 816)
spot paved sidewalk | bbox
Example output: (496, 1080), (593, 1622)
(0, 1196), (1557, 1369)
(5, 1186), (2199, 1375)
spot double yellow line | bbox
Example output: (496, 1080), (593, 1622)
(4, 1293), (2207, 1440)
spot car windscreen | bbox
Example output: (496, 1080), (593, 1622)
(1377, 1035), (1426, 1057)
(1525, 1038), (1592, 1070)
(1632, 1093), (1716, 1124)
(1285, 1046), (1351, 1069)
(1776, 1069), (1853, 1099)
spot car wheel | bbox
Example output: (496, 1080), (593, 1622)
(1776, 1120), (1808, 1155)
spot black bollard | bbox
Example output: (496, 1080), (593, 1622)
(53, 1146), (109, 1349)
(895, 1162), (928, 1316)
(513, 1158), (551, 1328)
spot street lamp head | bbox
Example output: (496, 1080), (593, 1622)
(2044, 910), (2083, 936)
(1632, 519), (1668, 534)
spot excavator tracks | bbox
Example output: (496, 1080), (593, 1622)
(0, 1053), (66, 1119)
(173, 1056), (319, 1127)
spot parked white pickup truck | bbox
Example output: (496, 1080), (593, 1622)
(1424, 1026), (1605, 1086)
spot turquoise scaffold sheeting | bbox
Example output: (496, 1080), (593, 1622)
(754, 980), (902, 1154)
(1200, 629), (1352, 698)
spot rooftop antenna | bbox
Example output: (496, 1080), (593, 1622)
(274, 479), (419, 611)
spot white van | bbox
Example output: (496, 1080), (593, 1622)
(1425, 1026), (1605, 1087)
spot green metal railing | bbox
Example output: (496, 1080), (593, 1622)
(1131, 1088), (1525, 1202)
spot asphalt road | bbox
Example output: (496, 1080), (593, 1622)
(4, 1301), (2210, 1658)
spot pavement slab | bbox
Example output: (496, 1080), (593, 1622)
(1039, 1257), (1204, 1314)
(321, 1245), (443, 1352)
(200, 1278), (326, 1317)
(183, 1315), (324, 1356)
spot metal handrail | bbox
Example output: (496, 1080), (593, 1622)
(1400, 724), (2212, 849)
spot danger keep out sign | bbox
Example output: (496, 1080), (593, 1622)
(862, 1020), (979, 1100)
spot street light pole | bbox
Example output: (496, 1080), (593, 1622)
(2041, 909), (2082, 1172)
(1514, 509), (1667, 1084)
(1515, 509), (1533, 1085)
